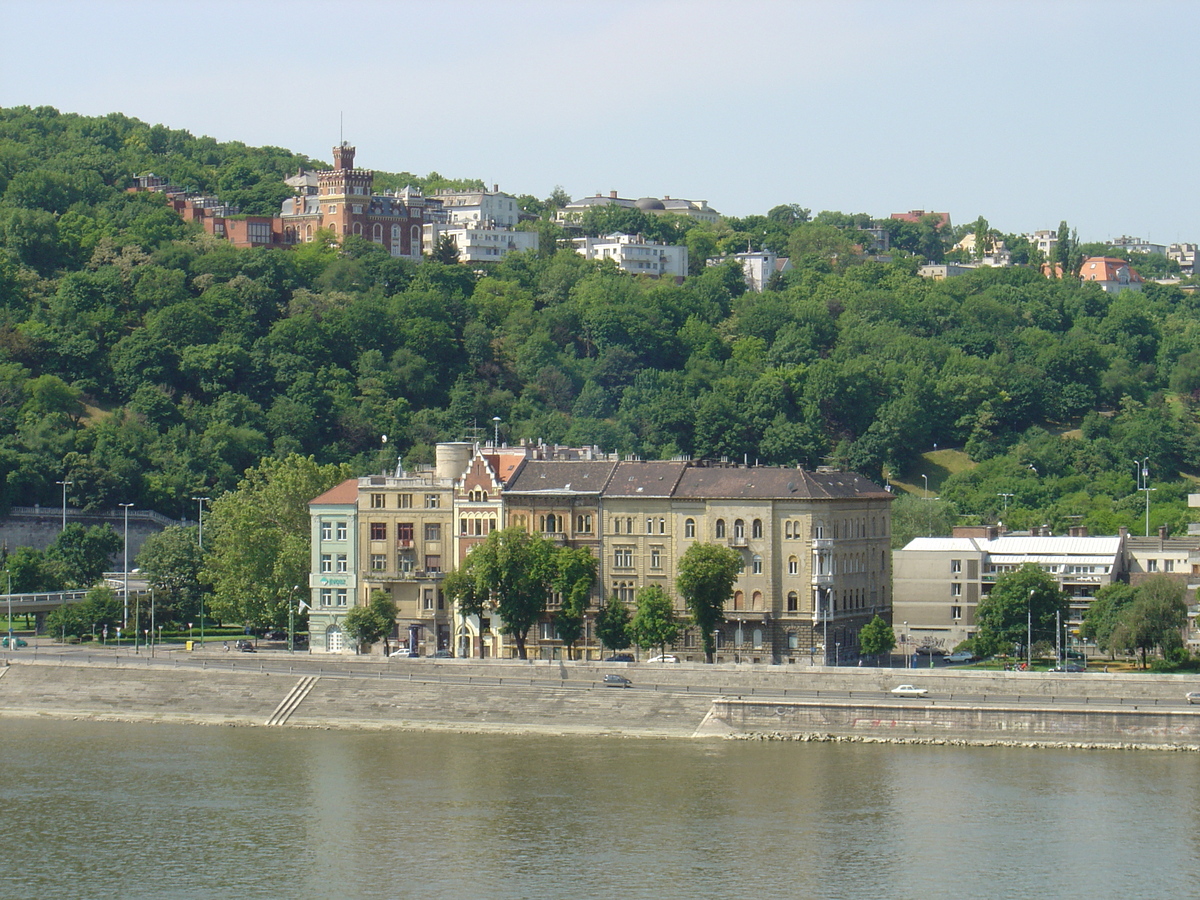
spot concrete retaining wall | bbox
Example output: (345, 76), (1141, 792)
(699, 698), (1200, 745)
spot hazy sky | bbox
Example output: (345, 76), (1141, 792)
(2, 0), (1196, 242)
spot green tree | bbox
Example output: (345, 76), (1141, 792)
(631, 584), (679, 657)
(45, 585), (122, 641)
(431, 233), (460, 265)
(204, 454), (352, 630)
(1109, 575), (1187, 668)
(1080, 582), (1136, 656)
(974, 563), (1067, 660)
(858, 615), (896, 663)
(458, 526), (556, 659)
(595, 593), (631, 652)
(552, 546), (597, 660)
(342, 590), (397, 655)
(676, 542), (743, 663)
(136, 524), (204, 627)
(46, 523), (122, 588)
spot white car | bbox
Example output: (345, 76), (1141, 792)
(390, 648), (419, 658)
(646, 654), (679, 663)
(890, 684), (928, 698)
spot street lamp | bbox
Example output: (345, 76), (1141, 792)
(712, 629), (720, 662)
(192, 496), (210, 649)
(192, 496), (211, 549)
(998, 493), (1014, 521)
(1028, 588), (1035, 670)
(903, 620), (909, 669)
(56, 480), (73, 533)
(492, 416), (501, 447)
(835, 641), (841, 666)
(288, 584), (300, 654)
(5, 569), (11, 652)
(120, 503), (134, 628)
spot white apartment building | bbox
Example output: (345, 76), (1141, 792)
(422, 222), (539, 262)
(574, 233), (688, 278)
(713, 250), (793, 292)
(433, 188), (523, 228)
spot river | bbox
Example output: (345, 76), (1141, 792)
(2, 720), (1195, 899)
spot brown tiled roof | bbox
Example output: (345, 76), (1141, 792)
(505, 460), (618, 495)
(674, 466), (891, 501)
(308, 478), (359, 506)
(603, 461), (689, 498)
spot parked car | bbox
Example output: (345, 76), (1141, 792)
(604, 653), (634, 662)
(1051, 664), (1085, 673)
(603, 673), (632, 688)
(428, 650), (453, 659)
(234, 639), (256, 652)
(944, 651), (976, 664)
(390, 648), (419, 658)
(646, 654), (679, 663)
(1, 636), (27, 648)
(1186, 692), (1200, 705)
(890, 684), (928, 698)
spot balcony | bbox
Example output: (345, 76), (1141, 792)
(729, 535), (749, 548)
(396, 539), (413, 550)
(811, 538), (834, 550)
(811, 573), (834, 587)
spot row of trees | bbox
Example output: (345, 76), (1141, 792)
(444, 527), (744, 662)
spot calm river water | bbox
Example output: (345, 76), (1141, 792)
(2, 720), (1196, 899)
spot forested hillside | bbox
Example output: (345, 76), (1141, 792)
(1, 105), (1197, 541)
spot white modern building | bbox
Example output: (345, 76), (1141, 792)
(574, 233), (688, 278)
(422, 222), (539, 262)
(892, 525), (1126, 650)
(433, 188), (523, 228)
(713, 250), (793, 292)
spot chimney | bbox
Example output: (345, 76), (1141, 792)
(610, 191), (618, 199)
(1159, 525), (1169, 541)
(493, 184), (498, 193)
(1119, 526), (1129, 538)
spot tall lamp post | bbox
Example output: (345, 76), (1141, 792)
(192, 496), (210, 648)
(903, 620), (909, 669)
(288, 584), (299, 654)
(56, 480), (73, 533)
(1027, 589), (1035, 670)
(1133, 458), (1155, 537)
(5, 569), (12, 652)
(120, 503), (134, 628)
(192, 496), (211, 549)
(492, 416), (501, 447)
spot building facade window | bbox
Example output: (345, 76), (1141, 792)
(371, 554), (386, 571)
(370, 522), (387, 541)
(336, 522), (347, 541)
(787, 591), (799, 612)
(424, 494), (440, 509)
(650, 547), (662, 569)
(685, 518), (696, 538)
(321, 521), (332, 541)
(715, 519), (726, 539)
(320, 588), (332, 607)
(320, 554), (332, 573)
(951, 559), (962, 573)
(398, 494), (413, 509)
(752, 555), (763, 574)
(336, 554), (347, 573)
(425, 555), (442, 573)
(788, 556), (799, 576)
(614, 546), (633, 568)
(336, 589), (347, 607)
(752, 519), (763, 539)
(424, 523), (441, 541)
(397, 522), (414, 543)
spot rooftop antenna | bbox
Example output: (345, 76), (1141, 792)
(340, 111), (343, 146)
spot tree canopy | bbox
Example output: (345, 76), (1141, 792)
(676, 542), (743, 662)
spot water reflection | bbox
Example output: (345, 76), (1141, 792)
(0, 722), (1195, 899)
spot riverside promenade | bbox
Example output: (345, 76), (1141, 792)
(3, 644), (1200, 747)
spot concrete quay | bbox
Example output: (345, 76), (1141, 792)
(3, 650), (1200, 747)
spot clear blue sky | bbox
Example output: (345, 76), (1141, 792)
(2, 0), (1197, 243)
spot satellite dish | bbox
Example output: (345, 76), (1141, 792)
(381, 435), (388, 443)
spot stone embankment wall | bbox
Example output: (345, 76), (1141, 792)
(2, 654), (1199, 746)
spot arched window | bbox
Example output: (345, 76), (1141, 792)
(752, 554), (762, 574)
(685, 518), (696, 538)
(752, 519), (763, 539)
(715, 519), (726, 539)
(814, 522), (825, 539)
(305, 223), (313, 241)
(752, 590), (763, 609)
(734, 519), (745, 539)
(787, 591), (799, 612)
(788, 556), (798, 575)
(784, 521), (793, 539)
(752, 628), (763, 649)
(352, 222), (362, 236)
(733, 590), (744, 611)
(411, 224), (421, 254)
(372, 223), (383, 243)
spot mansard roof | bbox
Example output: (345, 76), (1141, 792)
(673, 466), (891, 501)
(504, 460), (618, 495)
(602, 460), (689, 498)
